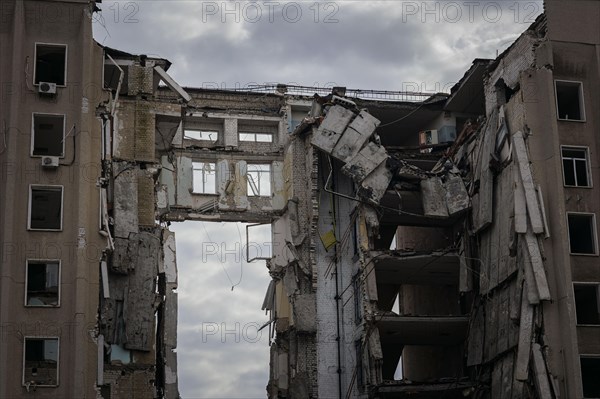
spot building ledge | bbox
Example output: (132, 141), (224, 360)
(372, 379), (475, 398)
(377, 315), (469, 346)
(379, 190), (464, 227)
(372, 251), (460, 285)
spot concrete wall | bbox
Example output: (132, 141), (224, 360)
(0, 1), (106, 397)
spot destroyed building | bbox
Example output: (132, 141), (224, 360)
(0, 0), (599, 398)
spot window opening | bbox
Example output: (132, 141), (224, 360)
(26, 260), (59, 307)
(562, 147), (591, 187)
(32, 114), (65, 156)
(34, 44), (67, 86)
(239, 132), (273, 143)
(192, 162), (216, 194)
(28, 186), (63, 230)
(184, 129), (218, 142)
(247, 164), (271, 197)
(23, 337), (59, 386)
(555, 80), (585, 121)
(581, 356), (600, 398)
(568, 213), (597, 255)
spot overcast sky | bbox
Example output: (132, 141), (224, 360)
(92, 1), (542, 397)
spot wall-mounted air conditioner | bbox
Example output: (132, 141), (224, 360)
(41, 156), (59, 168)
(38, 82), (57, 95)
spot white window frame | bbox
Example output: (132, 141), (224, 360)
(192, 162), (217, 194)
(184, 129), (219, 142)
(561, 145), (592, 188)
(34, 42), (68, 87)
(22, 336), (60, 387)
(567, 212), (598, 256)
(24, 259), (61, 307)
(247, 164), (272, 197)
(28, 185), (64, 231)
(554, 79), (586, 122)
(31, 113), (66, 158)
(239, 132), (273, 143)
(573, 282), (600, 326)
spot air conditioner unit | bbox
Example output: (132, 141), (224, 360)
(38, 82), (57, 95)
(41, 156), (59, 168)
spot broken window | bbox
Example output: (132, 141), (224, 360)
(555, 80), (585, 121)
(31, 113), (65, 157)
(184, 129), (218, 142)
(567, 213), (597, 255)
(289, 106), (310, 132)
(28, 186), (63, 231)
(192, 162), (216, 194)
(34, 43), (67, 86)
(581, 356), (600, 398)
(562, 146), (591, 187)
(239, 132), (273, 143)
(574, 284), (600, 325)
(23, 337), (59, 386)
(247, 164), (271, 197)
(26, 260), (60, 307)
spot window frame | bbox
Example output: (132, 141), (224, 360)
(192, 161), (217, 195)
(239, 132), (274, 143)
(580, 355), (600, 398)
(33, 42), (68, 87)
(567, 212), (598, 256)
(561, 145), (592, 188)
(28, 185), (64, 231)
(22, 336), (60, 387)
(554, 79), (586, 122)
(183, 129), (219, 142)
(24, 259), (61, 308)
(246, 163), (272, 197)
(31, 113), (66, 158)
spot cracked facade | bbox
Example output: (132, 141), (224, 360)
(1, 0), (599, 398)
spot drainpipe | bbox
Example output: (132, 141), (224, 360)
(329, 161), (344, 399)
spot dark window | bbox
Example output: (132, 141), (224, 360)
(555, 81), (584, 121)
(32, 114), (64, 156)
(26, 261), (59, 307)
(29, 186), (63, 230)
(574, 284), (600, 325)
(581, 357), (600, 398)
(562, 147), (591, 187)
(23, 338), (59, 386)
(35, 44), (66, 86)
(568, 214), (597, 255)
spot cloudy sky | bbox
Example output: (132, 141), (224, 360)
(92, 1), (542, 397)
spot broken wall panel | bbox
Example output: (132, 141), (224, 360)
(124, 232), (160, 351)
(341, 142), (388, 183)
(331, 109), (379, 162)
(311, 105), (355, 153)
(421, 177), (449, 218)
(113, 164), (139, 237)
